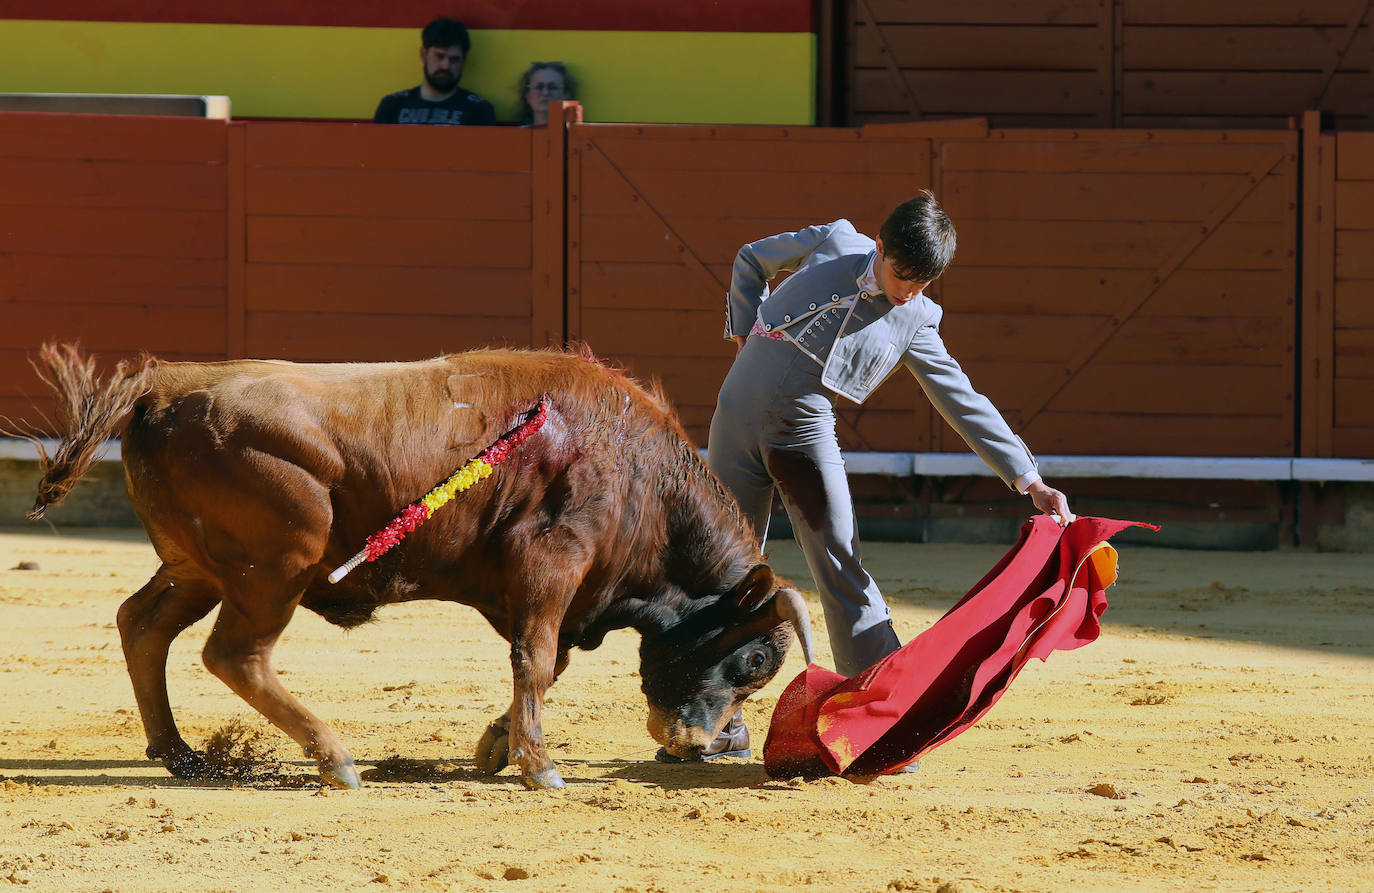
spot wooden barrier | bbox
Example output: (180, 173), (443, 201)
(1117, 1), (1373, 130)
(843, 0), (1373, 130)
(1304, 111), (1374, 459)
(846, 0), (1112, 128)
(0, 109), (1354, 461)
(568, 120), (1299, 458)
(1332, 131), (1374, 456)
(237, 120), (561, 362)
(565, 121), (947, 450)
(934, 128), (1298, 457)
(0, 112), (228, 427)
(0, 112), (565, 433)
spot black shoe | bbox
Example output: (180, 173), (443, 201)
(654, 712), (751, 762)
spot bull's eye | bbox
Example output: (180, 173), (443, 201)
(730, 645), (775, 684)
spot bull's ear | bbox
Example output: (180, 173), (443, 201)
(732, 563), (776, 612)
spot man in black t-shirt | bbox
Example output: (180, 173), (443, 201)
(373, 18), (495, 126)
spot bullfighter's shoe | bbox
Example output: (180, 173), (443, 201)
(654, 711), (751, 762)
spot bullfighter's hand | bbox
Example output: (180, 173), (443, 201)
(733, 335), (747, 352)
(1027, 481), (1074, 526)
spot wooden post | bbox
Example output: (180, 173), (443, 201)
(841, 0), (857, 126)
(1300, 109), (1337, 458)
(816, 0), (835, 127)
(565, 111), (585, 343)
(225, 121), (246, 360)
(1096, 0), (1117, 127)
(530, 101), (580, 348)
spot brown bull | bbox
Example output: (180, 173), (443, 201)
(25, 344), (813, 790)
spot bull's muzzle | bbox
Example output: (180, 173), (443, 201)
(646, 706), (721, 758)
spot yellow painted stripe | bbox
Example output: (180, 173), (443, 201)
(0, 21), (815, 124)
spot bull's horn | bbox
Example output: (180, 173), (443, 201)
(775, 588), (814, 665)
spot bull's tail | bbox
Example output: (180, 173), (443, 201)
(22, 343), (153, 520)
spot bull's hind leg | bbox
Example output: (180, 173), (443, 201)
(116, 568), (222, 779)
(201, 578), (360, 789)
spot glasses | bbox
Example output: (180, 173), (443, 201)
(529, 81), (564, 93)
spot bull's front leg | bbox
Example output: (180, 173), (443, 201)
(475, 649), (568, 778)
(503, 625), (565, 790)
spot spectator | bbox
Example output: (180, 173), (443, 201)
(516, 61), (576, 127)
(374, 17), (495, 126)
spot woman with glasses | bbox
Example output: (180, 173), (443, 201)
(517, 61), (577, 127)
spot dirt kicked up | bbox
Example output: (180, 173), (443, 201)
(1, 525), (1371, 892)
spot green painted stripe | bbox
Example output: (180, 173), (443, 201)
(0, 21), (815, 124)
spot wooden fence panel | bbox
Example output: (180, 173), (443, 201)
(1119, 3), (1374, 129)
(841, 0), (1373, 130)
(0, 112), (228, 431)
(1301, 112), (1336, 457)
(0, 108), (1358, 465)
(566, 122), (937, 450)
(846, 0), (1112, 128)
(1117, 0), (1372, 129)
(1329, 132), (1374, 455)
(934, 129), (1299, 457)
(240, 122), (548, 362)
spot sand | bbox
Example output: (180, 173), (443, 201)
(1, 524), (1371, 892)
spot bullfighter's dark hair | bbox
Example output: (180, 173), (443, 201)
(422, 17), (471, 53)
(877, 188), (956, 283)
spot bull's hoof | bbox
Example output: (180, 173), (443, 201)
(521, 765), (565, 790)
(319, 758), (361, 790)
(475, 722), (510, 775)
(149, 745), (209, 780)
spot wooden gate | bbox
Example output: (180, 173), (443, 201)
(933, 128), (1299, 457)
(565, 121), (946, 450)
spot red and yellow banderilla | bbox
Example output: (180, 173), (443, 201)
(328, 396), (551, 584)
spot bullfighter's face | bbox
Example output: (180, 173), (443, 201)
(874, 237), (931, 306)
(637, 571), (812, 758)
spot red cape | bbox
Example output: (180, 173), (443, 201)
(763, 515), (1157, 780)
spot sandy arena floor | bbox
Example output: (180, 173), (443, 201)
(1, 524), (1371, 892)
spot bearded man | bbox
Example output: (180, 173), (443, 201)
(373, 18), (496, 126)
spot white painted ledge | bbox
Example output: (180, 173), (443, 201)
(905, 454), (1374, 482)
(704, 446), (1374, 482)
(0, 93), (230, 118)
(1291, 458), (1374, 482)
(912, 454), (1295, 481)
(0, 438), (122, 461)
(7, 440), (1374, 482)
(908, 454), (1374, 482)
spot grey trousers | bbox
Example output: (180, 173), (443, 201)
(708, 336), (902, 677)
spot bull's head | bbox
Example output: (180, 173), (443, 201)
(639, 564), (814, 758)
